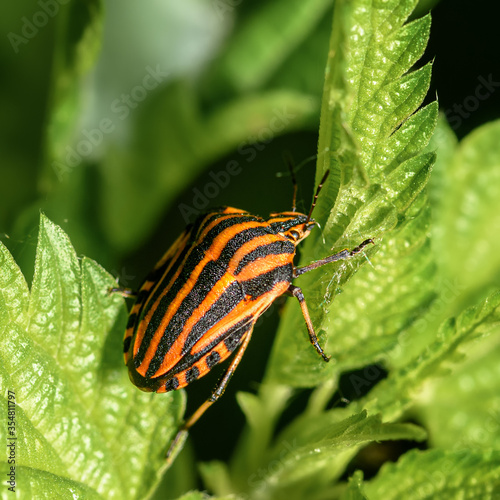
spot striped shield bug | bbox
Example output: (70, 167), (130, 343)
(113, 169), (373, 457)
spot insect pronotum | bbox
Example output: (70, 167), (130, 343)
(113, 169), (373, 457)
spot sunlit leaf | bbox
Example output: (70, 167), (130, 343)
(245, 412), (425, 500)
(354, 290), (500, 421)
(364, 449), (500, 499)
(267, 0), (436, 387)
(0, 215), (184, 499)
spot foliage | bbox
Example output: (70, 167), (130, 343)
(2, 0), (500, 499)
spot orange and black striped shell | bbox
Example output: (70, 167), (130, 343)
(124, 206), (314, 393)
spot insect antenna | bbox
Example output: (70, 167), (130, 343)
(281, 151), (298, 212)
(305, 170), (330, 224)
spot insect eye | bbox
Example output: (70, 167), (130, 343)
(289, 230), (301, 240)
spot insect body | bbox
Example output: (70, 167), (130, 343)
(117, 171), (373, 454)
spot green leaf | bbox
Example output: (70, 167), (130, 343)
(430, 119), (500, 297)
(0, 215), (185, 499)
(354, 290), (500, 421)
(0, 463), (104, 499)
(229, 385), (293, 490)
(364, 449), (500, 499)
(413, 0), (442, 16)
(175, 494), (209, 500)
(340, 471), (368, 500)
(198, 461), (235, 498)
(242, 411), (425, 500)
(323, 190), (436, 371)
(266, 0), (437, 387)
(43, 0), (104, 191)
(14, 0), (107, 272)
(268, 10), (333, 98)
(425, 113), (459, 202)
(0, 241), (29, 328)
(207, 0), (333, 94)
(173, 492), (239, 500)
(414, 328), (500, 451)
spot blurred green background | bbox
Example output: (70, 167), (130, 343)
(2, 0), (500, 462)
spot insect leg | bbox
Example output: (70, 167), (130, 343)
(166, 325), (255, 458)
(287, 284), (330, 362)
(293, 238), (374, 277)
